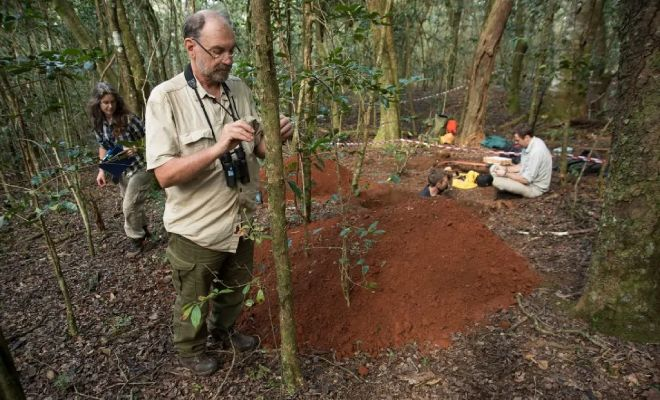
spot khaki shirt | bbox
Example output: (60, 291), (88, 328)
(145, 72), (261, 252)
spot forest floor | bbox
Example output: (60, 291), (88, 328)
(1, 89), (658, 399)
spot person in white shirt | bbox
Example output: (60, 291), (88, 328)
(490, 125), (553, 198)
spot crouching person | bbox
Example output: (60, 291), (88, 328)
(490, 125), (552, 198)
(420, 168), (451, 197)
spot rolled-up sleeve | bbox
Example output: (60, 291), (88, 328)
(145, 90), (178, 171)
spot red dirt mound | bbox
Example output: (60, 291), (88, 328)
(241, 190), (540, 358)
(259, 156), (352, 201)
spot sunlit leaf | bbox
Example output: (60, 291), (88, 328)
(190, 306), (202, 328)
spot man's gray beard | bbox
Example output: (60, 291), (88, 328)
(208, 70), (229, 84)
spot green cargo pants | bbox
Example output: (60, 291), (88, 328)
(167, 233), (254, 356)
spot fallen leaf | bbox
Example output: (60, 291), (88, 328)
(397, 371), (437, 385)
(46, 370), (56, 380)
(514, 371), (525, 383)
(625, 373), (639, 386)
(425, 377), (443, 385)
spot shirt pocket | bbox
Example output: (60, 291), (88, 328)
(179, 128), (218, 171)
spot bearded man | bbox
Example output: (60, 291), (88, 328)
(145, 10), (291, 376)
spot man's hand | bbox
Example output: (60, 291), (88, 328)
(219, 120), (255, 152)
(96, 169), (106, 187)
(494, 165), (507, 177)
(279, 115), (293, 142)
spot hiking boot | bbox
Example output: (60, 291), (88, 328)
(126, 237), (147, 258)
(179, 354), (219, 376)
(212, 328), (260, 352)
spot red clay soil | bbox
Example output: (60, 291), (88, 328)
(259, 156), (353, 201)
(241, 185), (540, 358)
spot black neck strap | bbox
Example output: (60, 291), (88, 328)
(184, 64), (217, 141)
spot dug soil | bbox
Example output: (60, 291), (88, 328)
(244, 184), (539, 358)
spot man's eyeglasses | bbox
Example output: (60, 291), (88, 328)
(190, 37), (236, 60)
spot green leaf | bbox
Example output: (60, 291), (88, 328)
(255, 289), (265, 304)
(190, 305), (202, 328)
(242, 284), (251, 295)
(366, 281), (378, 290)
(61, 201), (78, 212)
(312, 227), (324, 235)
(361, 265), (369, 275)
(181, 303), (194, 321)
(287, 180), (303, 200)
(368, 221), (379, 232)
(387, 174), (401, 184)
(373, 229), (385, 235)
(340, 227), (351, 237)
(245, 299), (255, 307)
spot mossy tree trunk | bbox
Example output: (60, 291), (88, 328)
(551, 0), (598, 121)
(575, 0), (659, 342)
(459, 0), (513, 146)
(446, 0), (464, 90)
(106, 0), (141, 115)
(116, 0), (150, 105)
(139, 0), (169, 84)
(250, 0), (304, 393)
(589, 0), (610, 117)
(528, 0), (558, 128)
(0, 327), (25, 400)
(295, 0), (316, 223)
(506, 0), (527, 115)
(369, 0), (401, 142)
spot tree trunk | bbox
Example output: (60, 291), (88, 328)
(169, 0), (184, 73)
(106, 0), (141, 115)
(139, 0), (169, 83)
(589, 0), (609, 117)
(506, 0), (527, 115)
(296, 0), (316, 224)
(249, 0), (304, 393)
(459, 0), (513, 146)
(369, 0), (401, 142)
(37, 205), (79, 337)
(50, 0), (118, 85)
(116, 0), (150, 104)
(528, 0), (558, 127)
(552, 0), (598, 120)
(0, 327), (25, 400)
(575, 0), (659, 342)
(446, 0), (464, 89)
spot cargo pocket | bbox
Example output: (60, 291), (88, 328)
(166, 246), (196, 294)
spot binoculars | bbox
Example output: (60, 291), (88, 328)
(220, 145), (250, 188)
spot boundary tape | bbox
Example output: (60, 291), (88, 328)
(335, 138), (606, 164)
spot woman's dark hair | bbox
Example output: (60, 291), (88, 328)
(87, 82), (131, 137)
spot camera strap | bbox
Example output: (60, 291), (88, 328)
(184, 63), (217, 142)
(184, 63), (247, 166)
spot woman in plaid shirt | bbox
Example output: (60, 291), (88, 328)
(87, 82), (154, 258)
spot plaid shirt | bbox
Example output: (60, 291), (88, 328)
(95, 114), (146, 178)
